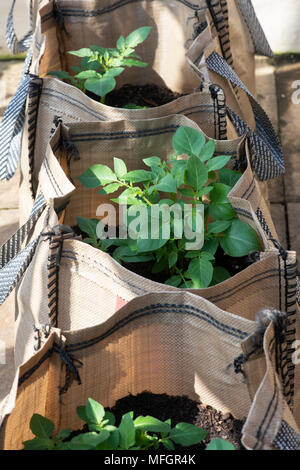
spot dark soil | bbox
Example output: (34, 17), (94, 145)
(68, 392), (245, 450)
(87, 83), (184, 108)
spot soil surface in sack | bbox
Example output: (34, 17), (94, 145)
(68, 392), (245, 450)
(87, 83), (184, 108)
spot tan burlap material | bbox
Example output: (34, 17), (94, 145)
(0, 114), (298, 449)
(19, 0), (266, 224)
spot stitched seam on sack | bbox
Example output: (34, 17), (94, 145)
(43, 158), (63, 196)
(61, 252), (147, 295)
(63, 303), (250, 354)
(61, 249), (278, 304)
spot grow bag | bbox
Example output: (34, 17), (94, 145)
(0, 0), (283, 224)
(0, 117), (298, 451)
(4, 114), (296, 382)
(17, 77), (229, 225)
(1, 293), (300, 450)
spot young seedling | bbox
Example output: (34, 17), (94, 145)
(49, 26), (152, 104)
(23, 398), (235, 450)
(77, 126), (261, 289)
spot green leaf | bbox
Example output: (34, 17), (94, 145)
(86, 398), (105, 426)
(125, 26), (152, 48)
(96, 430), (120, 450)
(202, 238), (219, 255)
(206, 155), (232, 172)
(118, 413), (136, 449)
(81, 57), (100, 71)
(209, 183), (231, 204)
(122, 59), (148, 67)
(151, 257), (168, 274)
(69, 431), (110, 450)
(170, 159), (187, 187)
(136, 236), (168, 253)
(220, 219), (261, 257)
(218, 168), (242, 188)
(168, 251), (178, 268)
(134, 416), (171, 434)
(48, 70), (72, 80)
(188, 257), (213, 288)
(117, 35), (125, 50)
(207, 220), (232, 234)
(69, 48), (93, 57)
(153, 173), (177, 194)
(185, 156), (208, 191)
(211, 267), (231, 286)
(197, 186), (213, 197)
(98, 182), (122, 194)
(143, 156), (162, 167)
(124, 169), (153, 183)
(165, 275), (182, 287)
(56, 428), (72, 440)
(85, 75), (116, 98)
(103, 411), (115, 426)
(161, 438), (175, 450)
(200, 251), (215, 261)
(114, 157), (127, 178)
(77, 217), (98, 239)
(30, 414), (55, 439)
(206, 438), (235, 450)
(179, 187), (194, 198)
(79, 164), (117, 188)
(169, 423), (208, 446)
(173, 126), (205, 157)
(106, 67), (125, 77)
(208, 203), (236, 221)
(77, 405), (88, 422)
(23, 438), (53, 450)
(89, 45), (107, 55)
(111, 187), (142, 205)
(198, 140), (215, 162)
(75, 70), (100, 79)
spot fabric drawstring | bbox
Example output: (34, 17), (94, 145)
(53, 342), (83, 398)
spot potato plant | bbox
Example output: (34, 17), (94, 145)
(23, 398), (235, 451)
(77, 126), (261, 288)
(49, 26), (152, 104)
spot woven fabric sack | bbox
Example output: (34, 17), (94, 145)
(0, 0), (282, 225)
(0, 116), (298, 450)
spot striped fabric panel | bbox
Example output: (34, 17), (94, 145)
(5, 0), (33, 54)
(0, 193), (46, 306)
(206, 51), (284, 181)
(0, 193), (46, 270)
(0, 238), (39, 306)
(227, 106), (283, 181)
(273, 420), (300, 450)
(0, 51), (32, 181)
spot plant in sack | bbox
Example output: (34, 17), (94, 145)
(77, 126), (261, 288)
(23, 398), (235, 450)
(49, 26), (152, 107)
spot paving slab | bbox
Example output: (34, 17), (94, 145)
(276, 62), (300, 203)
(255, 57), (285, 204)
(270, 203), (288, 249)
(287, 203), (300, 255)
